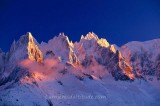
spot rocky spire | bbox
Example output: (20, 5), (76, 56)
(81, 32), (99, 40)
(27, 32), (43, 63)
(8, 32), (43, 63)
(80, 32), (110, 48)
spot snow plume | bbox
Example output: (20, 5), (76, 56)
(19, 58), (65, 80)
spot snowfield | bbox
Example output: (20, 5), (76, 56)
(0, 74), (160, 106)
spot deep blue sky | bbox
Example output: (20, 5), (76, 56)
(0, 0), (160, 51)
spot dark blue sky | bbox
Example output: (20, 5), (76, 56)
(0, 0), (160, 51)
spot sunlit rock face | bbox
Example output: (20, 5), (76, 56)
(115, 51), (134, 80)
(80, 32), (109, 50)
(95, 44), (134, 80)
(27, 32), (43, 63)
(8, 32), (43, 63)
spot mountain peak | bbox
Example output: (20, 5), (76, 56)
(56, 32), (73, 47)
(81, 32), (99, 40)
(27, 33), (43, 63)
(26, 32), (32, 36)
(58, 32), (65, 37)
(27, 32), (34, 42)
(8, 32), (43, 63)
(79, 32), (110, 49)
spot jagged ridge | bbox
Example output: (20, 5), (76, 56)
(0, 32), (160, 106)
(0, 32), (160, 81)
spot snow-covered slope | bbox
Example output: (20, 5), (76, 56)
(120, 39), (160, 79)
(0, 32), (160, 106)
(0, 70), (160, 106)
